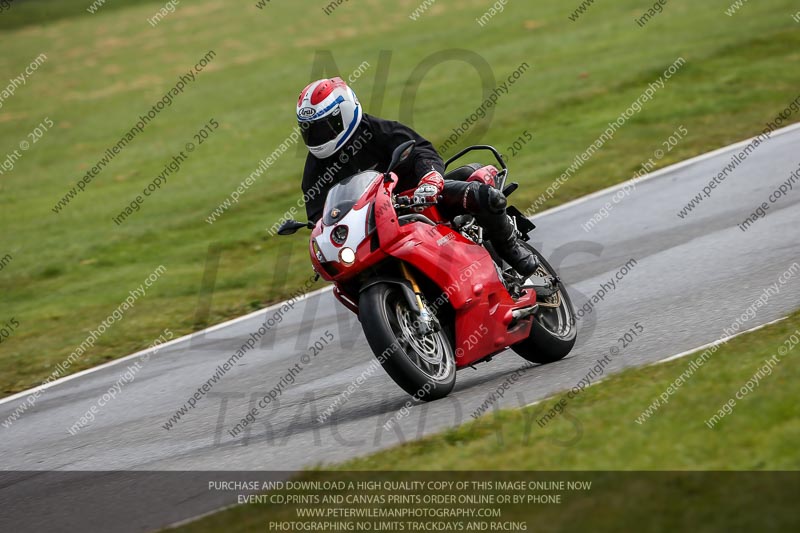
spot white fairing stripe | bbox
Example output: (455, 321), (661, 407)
(315, 204), (370, 263)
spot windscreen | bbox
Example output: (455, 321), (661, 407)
(322, 171), (380, 226)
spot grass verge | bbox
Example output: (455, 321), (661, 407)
(175, 310), (800, 532)
(2, 0), (800, 394)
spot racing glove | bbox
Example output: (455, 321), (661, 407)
(413, 170), (444, 204)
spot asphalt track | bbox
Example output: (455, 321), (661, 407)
(2, 125), (799, 531)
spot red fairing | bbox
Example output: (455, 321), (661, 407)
(309, 170), (536, 369)
(382, 210), (535, 367)
(381, 175), (535, 367)
(466, 165), (498, 187)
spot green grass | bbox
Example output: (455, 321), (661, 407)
(175, 311), (800, 532)
(337, 312), (800, 471)
(2, 0), (800, 395)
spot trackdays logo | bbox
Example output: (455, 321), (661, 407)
(299, 107), (315, 118)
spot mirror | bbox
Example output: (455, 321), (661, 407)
(277, 220), (312, 235)
(384, 140), (416, 179)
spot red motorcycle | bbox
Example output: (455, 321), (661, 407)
(279, 142), (576, 401)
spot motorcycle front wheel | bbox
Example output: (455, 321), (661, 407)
(360, 283), (455, 401)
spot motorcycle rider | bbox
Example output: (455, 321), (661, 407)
(297, 77), (537, 278)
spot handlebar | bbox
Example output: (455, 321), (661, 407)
(393, 195), (440, 210)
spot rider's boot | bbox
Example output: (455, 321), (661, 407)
(469, 184), (538, 278)
(481, 211), (538, 278)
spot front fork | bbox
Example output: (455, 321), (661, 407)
(400, 262), (434, 335)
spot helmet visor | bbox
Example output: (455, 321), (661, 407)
(299, 112), (344, 147)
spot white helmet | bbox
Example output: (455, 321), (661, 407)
(297, 77), (362, 159)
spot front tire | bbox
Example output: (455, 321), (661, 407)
(511, 244), (577, 364)
(360, 283), (455, 401)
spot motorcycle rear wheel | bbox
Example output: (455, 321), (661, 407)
(511, 244), (577, 364)
(360, 283), (456, 401)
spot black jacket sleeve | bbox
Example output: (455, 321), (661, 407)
(368, 117), (445, 185)
(300, 115), (444, 223)
(301, 156), (328, 223)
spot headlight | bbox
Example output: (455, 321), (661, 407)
(331, 225), (348, 246)
(312, 240), (325, 262)
(339, 247), (356, 265)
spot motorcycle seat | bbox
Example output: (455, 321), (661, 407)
(443, 163), (482, 181)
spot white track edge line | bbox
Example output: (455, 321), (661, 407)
(3, 123), (799, 407)
(652, 316), (787, 364)
(0, 286), (332, 406)
(162, 503), (241, 531)
(523, 316), (789, 408)
(529, 121), (800, 220)
(157, 315), (793, 530)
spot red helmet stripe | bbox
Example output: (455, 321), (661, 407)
(298, 82), (315, 106)
(310, 80), (333, 105)
(310, 77), (347, 105)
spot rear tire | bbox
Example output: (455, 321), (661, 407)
(511, 244), (577, 364)
(360, 283), (455, 401)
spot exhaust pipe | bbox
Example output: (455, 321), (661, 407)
(511, 305), (538, 321)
